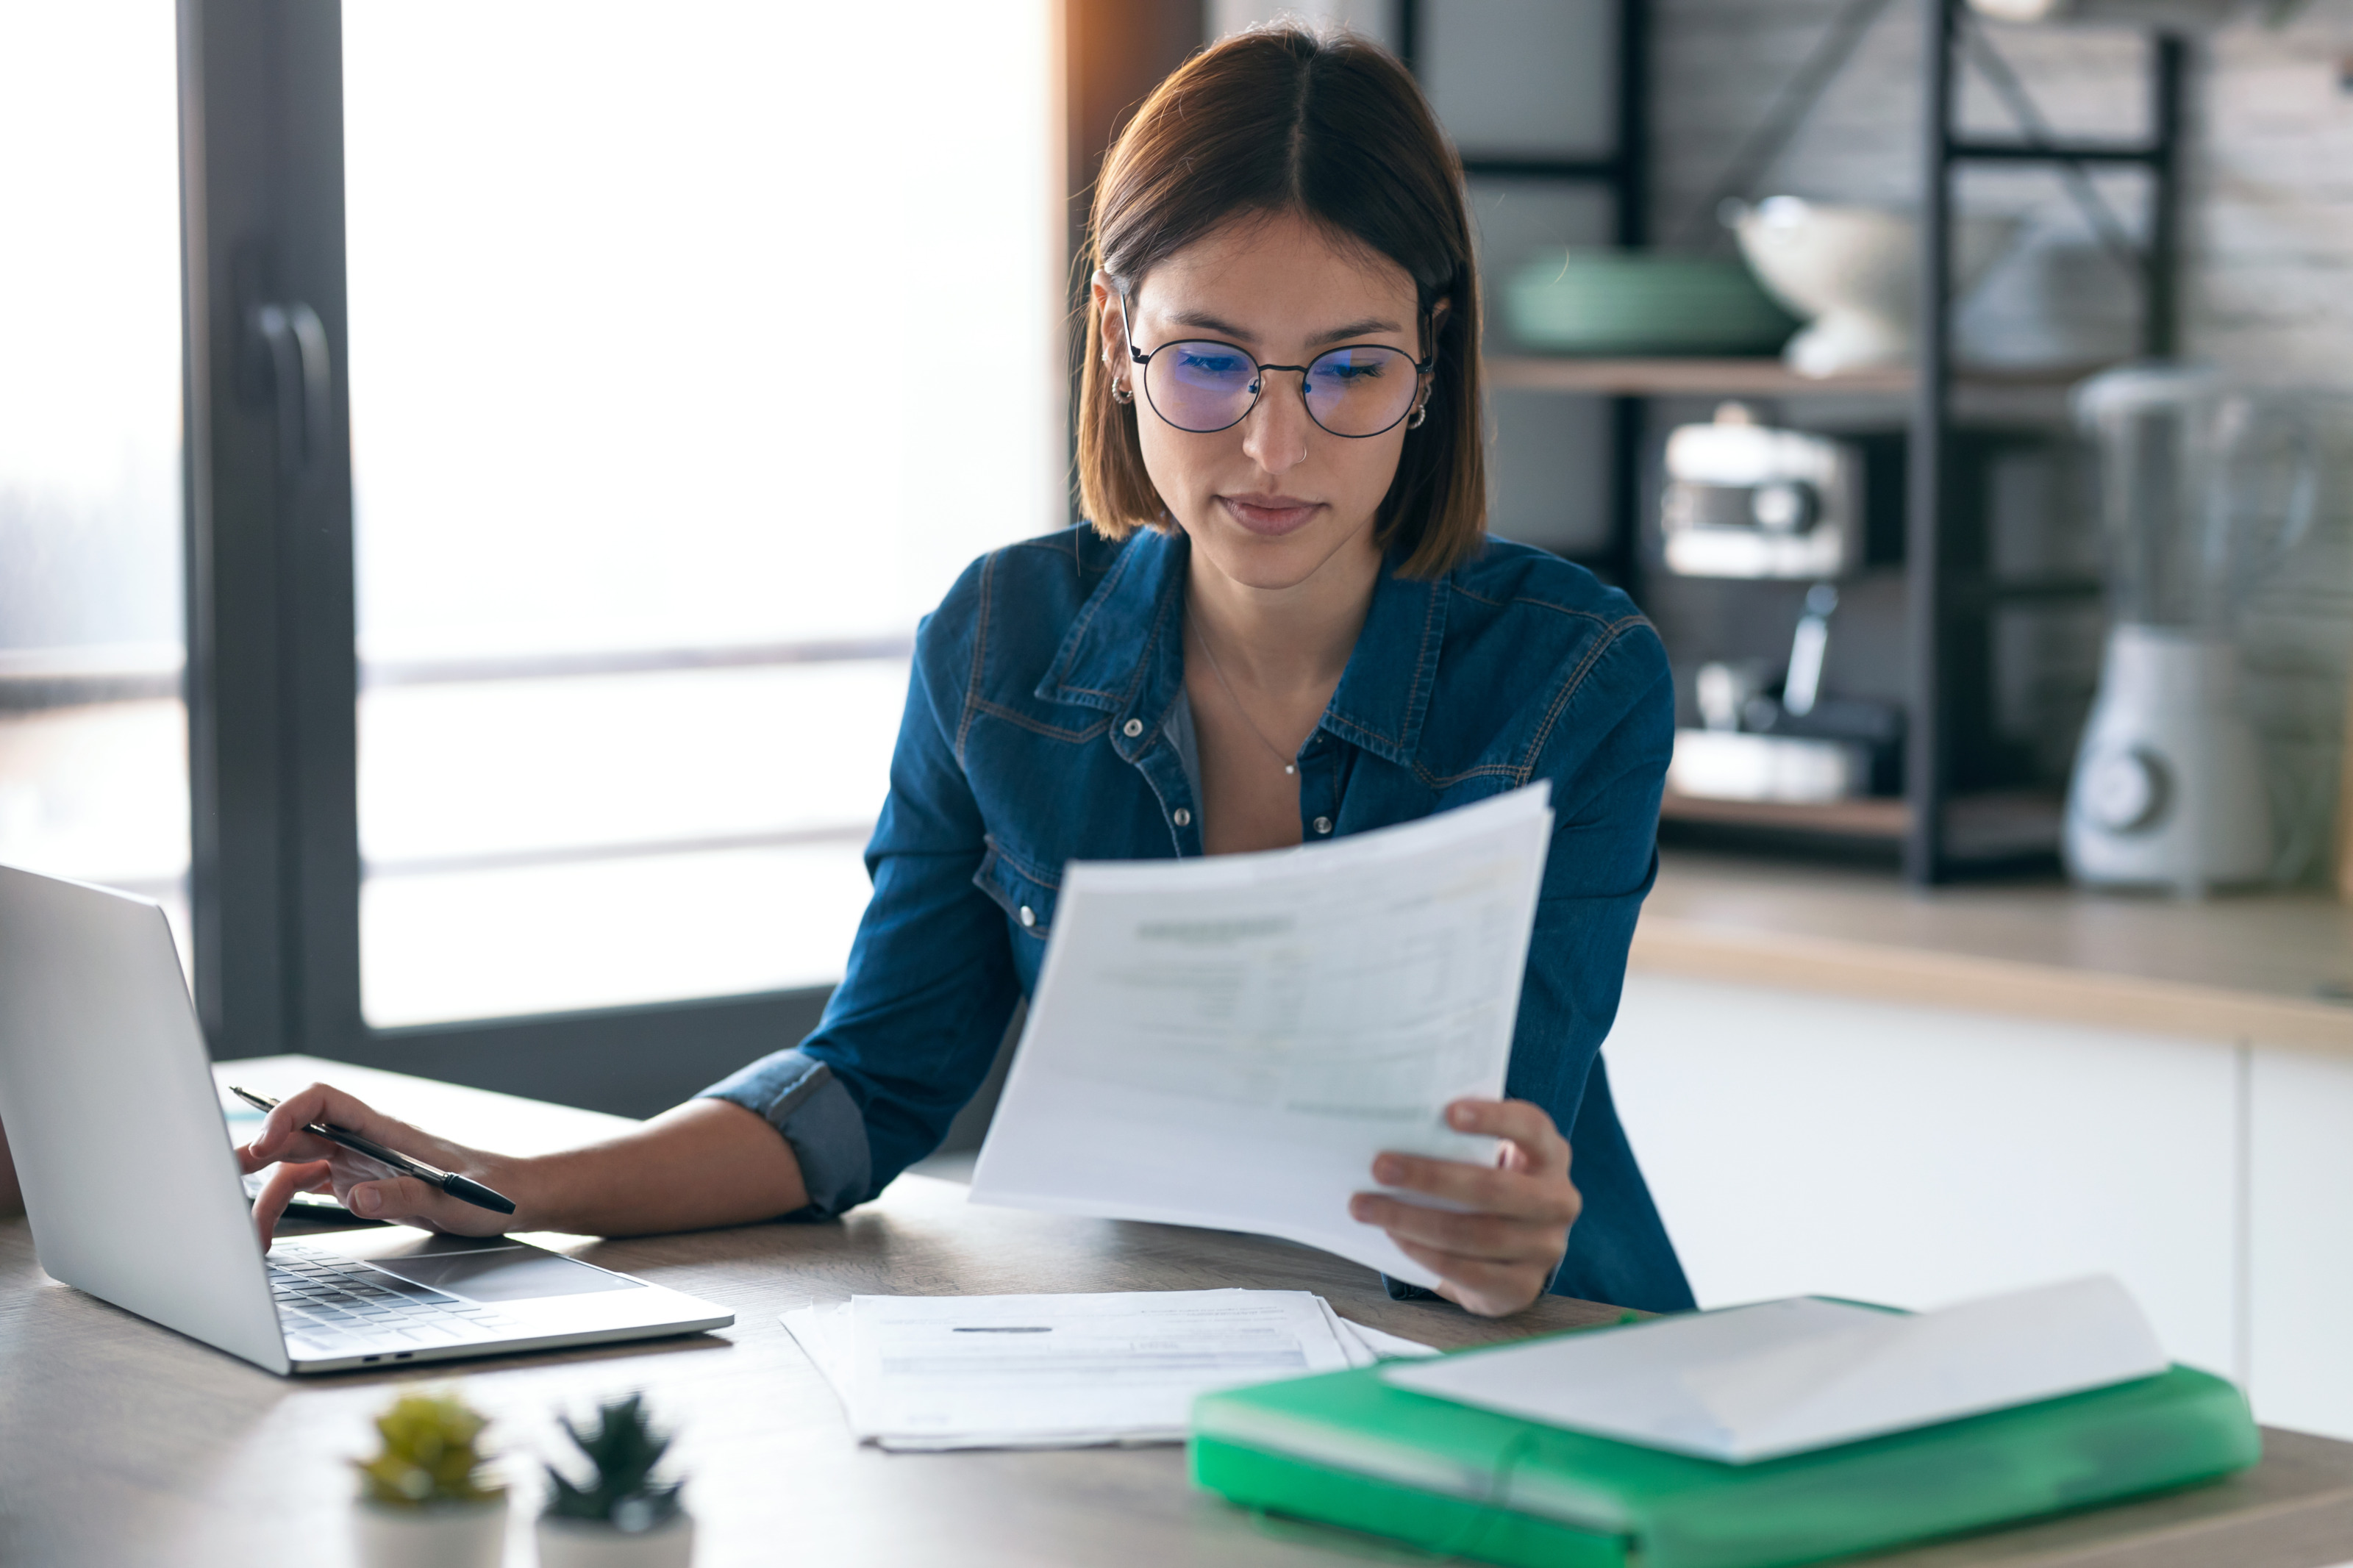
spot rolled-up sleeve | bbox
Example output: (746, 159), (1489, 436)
(698, 1050), (872, 1220)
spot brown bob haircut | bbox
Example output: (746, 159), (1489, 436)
(1076, 24), (1485, 581)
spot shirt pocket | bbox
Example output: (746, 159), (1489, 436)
(974, 840), (1060, 941)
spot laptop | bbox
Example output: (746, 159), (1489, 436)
(0, 863), (735, 1374)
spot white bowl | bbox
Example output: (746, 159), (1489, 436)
(1730, 197), (2021, 377)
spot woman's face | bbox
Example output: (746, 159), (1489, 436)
(1099, 210), (1434, 595)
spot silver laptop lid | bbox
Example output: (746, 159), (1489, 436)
(0, 864), (288, 1373)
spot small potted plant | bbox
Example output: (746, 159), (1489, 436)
(537, 1393), (694, 1567)
(351, 1389), (508, 1568)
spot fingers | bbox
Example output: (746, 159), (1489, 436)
(1368, 1150), (1582, 1225)
(339, 1173), (443, 1225)
(1387, 1238), (1549, 1320)
(240, 1081), (515, 1240)
(246, 1081), (438, 1168)
(335, 1172), (513, 1239)
(1348, 1190), (1569, 1261)
(251, 1159), (333, 1245)
(1352, 1099), (1582, 1318)
(1442, 1098), (1571, 1175)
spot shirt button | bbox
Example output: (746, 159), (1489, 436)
(1122, 717), (1143, 738)
(1172, 807), (1192, 828)
(1018, 905), (1037, 928)
(1313, 816), (1333, 835)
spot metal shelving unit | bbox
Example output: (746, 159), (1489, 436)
(1907, 0), (2184, 881)
(1410, 0), (2186, 884)
(1396, 0), (1652, 589)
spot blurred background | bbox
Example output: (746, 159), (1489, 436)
(9, 0), (2353, 1436)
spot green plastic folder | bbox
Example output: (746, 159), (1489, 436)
(1190, 1354), (2259, 1568)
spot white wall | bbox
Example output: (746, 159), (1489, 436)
(2249, 1045), (2353, 1438)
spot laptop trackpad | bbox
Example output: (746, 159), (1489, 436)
(368, 1245), (643, 1303)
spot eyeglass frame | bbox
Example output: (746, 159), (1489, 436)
(1113, 286), (1436, 440)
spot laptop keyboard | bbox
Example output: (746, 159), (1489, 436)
(270, 1244), (523, 1357)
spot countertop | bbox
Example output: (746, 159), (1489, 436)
(1632, 852), (2353, 1053)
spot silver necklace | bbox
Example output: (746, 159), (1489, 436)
(1190, 615), (1298, 777)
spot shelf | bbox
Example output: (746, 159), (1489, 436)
(1490, 357), (1910, 398)
(1659, 788), (2067, 860)
(1486, 356), (2097, 423)
(1660, 791), (1912, 839)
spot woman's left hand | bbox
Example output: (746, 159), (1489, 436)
(1349, 1098), (1582, 1318)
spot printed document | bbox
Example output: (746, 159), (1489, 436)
(968, 784), (1554, 1287)
(1382, 1275), (2169, 1463)
(782, 1289), (1435, 1450)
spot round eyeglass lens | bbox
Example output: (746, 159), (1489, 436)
(1143, 342), (1259, 433)
(1302, 345), (1420, 437)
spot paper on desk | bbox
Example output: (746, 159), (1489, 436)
(1382, 1275), (2171, 1464)
(1318, 1295), (1440, 1369)
(782, 1290), (1433, 1450)
(967, 784), (1554, 1288)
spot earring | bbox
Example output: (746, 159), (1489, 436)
(1111, 382), (1134, 405)
(1407, 404), (1428, 429)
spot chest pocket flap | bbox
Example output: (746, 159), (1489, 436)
(974, 841), (1059, 939)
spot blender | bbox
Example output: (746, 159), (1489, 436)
(2065, 364), (2315, 892)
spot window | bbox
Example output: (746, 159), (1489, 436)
(0, 4), (188, 964)
(1, 2), (1075, 1108)
(339, 2), (1063, 1027)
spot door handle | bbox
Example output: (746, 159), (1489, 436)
(253, 301), (332, 476)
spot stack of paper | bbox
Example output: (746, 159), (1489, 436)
(1381, 1275), (2172, 1463)
(782, 1289), (1435, 1450)
(969, 784), (1556, 1287)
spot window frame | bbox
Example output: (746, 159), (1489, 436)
(179, 0), (829, 1116)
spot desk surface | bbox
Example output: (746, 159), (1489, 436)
(1636, 851), (2353, 1053)
(1, 1056), (2349, 1568)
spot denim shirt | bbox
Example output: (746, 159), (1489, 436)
(701, 523), (1696, 1313)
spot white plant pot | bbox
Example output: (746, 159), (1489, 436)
(353, 1496), (509, 1568)
(537, 1511), (696, 1568)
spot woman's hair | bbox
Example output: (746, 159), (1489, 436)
(1076, 24), (1485, 580)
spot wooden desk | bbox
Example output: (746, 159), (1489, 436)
(0, 1057), (2348, 1567)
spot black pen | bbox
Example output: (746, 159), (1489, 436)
(230, 1086), (518, 1216)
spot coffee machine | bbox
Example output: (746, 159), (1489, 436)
(2065, 364), (2315, 892)
(1659, 404), (1904, 804)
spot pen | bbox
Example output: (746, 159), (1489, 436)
(230, 1086), (518, 1216)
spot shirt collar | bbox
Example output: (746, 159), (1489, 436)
(1038, 524), (1447, 768)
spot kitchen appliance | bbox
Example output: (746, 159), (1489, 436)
(1660, 407), (1906, 806)
(2065, 364), (2315, 892)
(1728, 198), (2021, 378)
(1660, 403), (1865, 580)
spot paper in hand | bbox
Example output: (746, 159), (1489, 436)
(968, 784), (1554, 1286)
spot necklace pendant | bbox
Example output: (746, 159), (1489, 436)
(1284, 765), (1296, 776)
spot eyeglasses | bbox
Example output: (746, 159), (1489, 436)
(1117, 288), (1433, 440)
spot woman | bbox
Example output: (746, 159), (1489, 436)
(242, 26), (1693, 1319)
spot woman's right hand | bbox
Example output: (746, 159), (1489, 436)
(235, 1081), (526, 1245)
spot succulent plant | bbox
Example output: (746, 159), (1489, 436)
(543, 1393), (685, 1533)
(355, 1389), (504, 1508)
